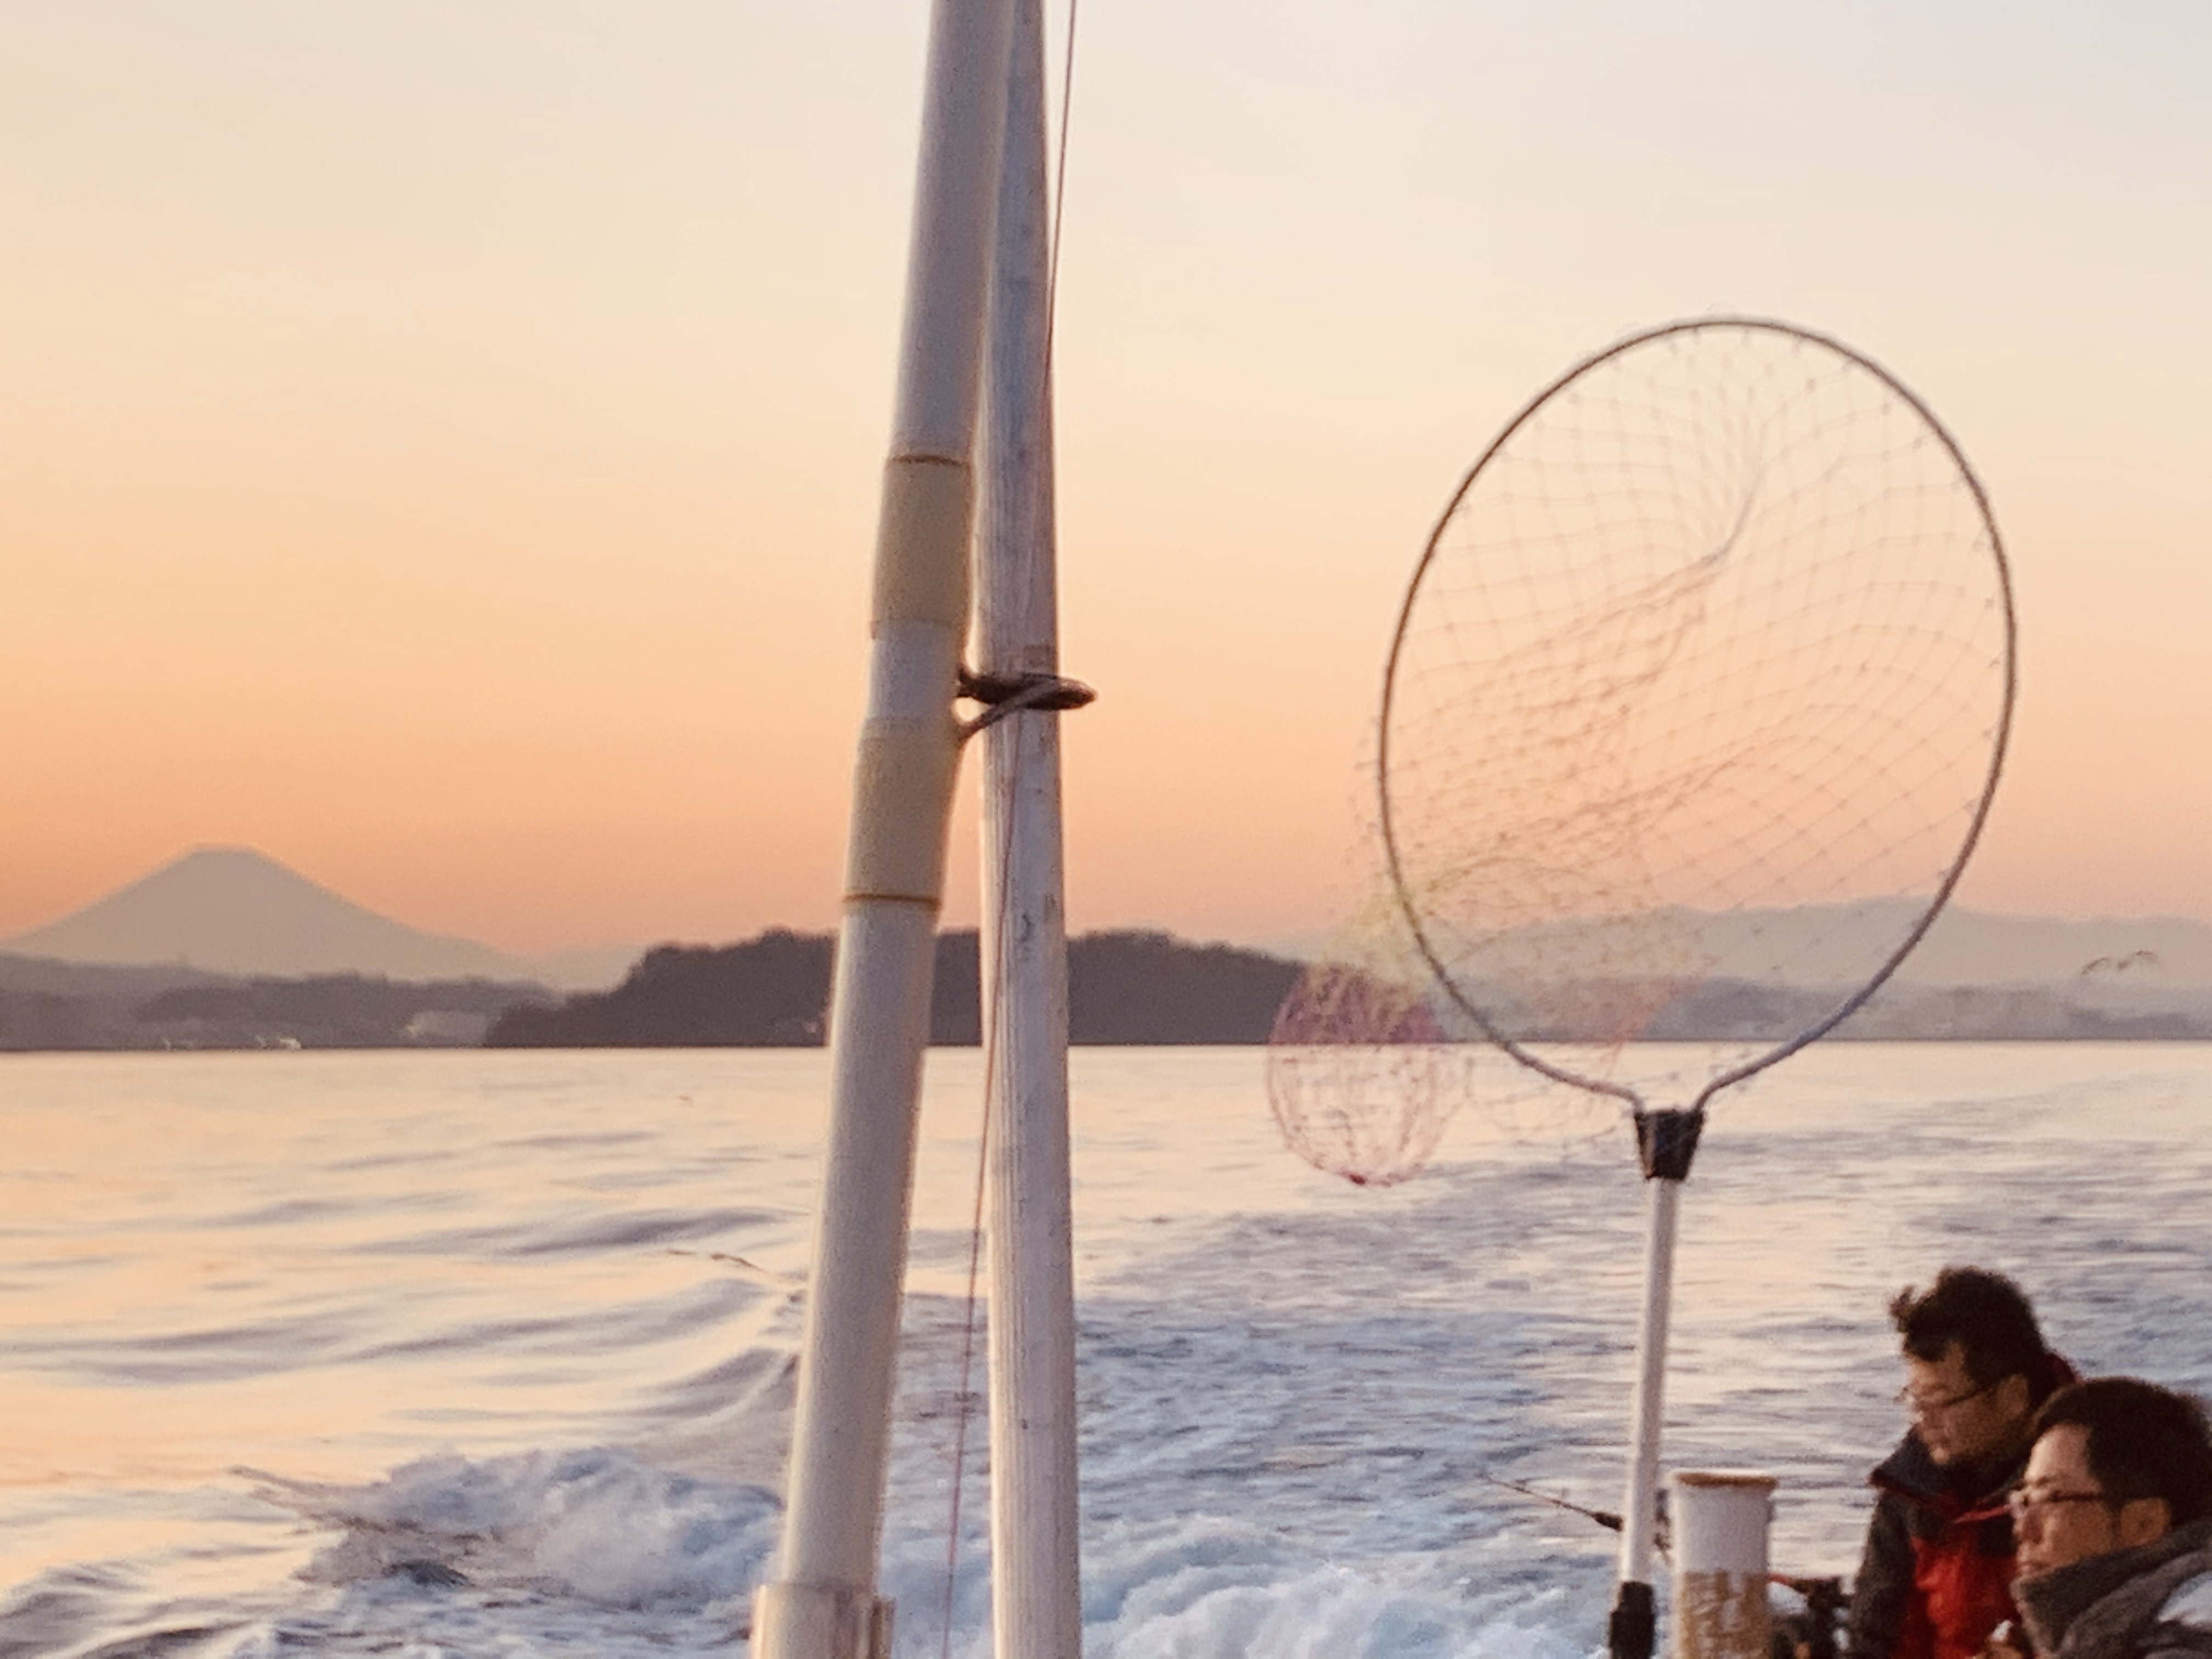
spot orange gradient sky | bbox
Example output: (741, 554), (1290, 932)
(3, 2), (2208, 955)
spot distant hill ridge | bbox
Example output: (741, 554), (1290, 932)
(481, 924), (2212, 1049)
(485, 930), (1304, 1048)
(1681, 900), (2212, 988)
(7, 847), (2211, 1048)
(0, 957), (549, 1051)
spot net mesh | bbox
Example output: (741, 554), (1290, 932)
(1265, 795), (1620, 1187)
(1375, 319), (2011, 1112)
(1265, 946), (1457, 1188)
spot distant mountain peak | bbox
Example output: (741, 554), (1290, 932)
(3, 845), (533, 983)
(150, 843), (348, 888)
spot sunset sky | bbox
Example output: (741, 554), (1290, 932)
(3, 2), (2207, 956)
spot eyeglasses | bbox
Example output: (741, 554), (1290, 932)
(1895, 1379), (1996, 1418)
(2006, 1486), (2118, 1521)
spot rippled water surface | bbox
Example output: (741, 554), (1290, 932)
(3, 1045), (2210, 1656)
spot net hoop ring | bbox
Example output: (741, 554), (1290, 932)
(1376, 314), (2018, 1115)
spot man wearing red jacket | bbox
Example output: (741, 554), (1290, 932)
(1847, 1268), (2077, 1659)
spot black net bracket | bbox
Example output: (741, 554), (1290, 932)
(957, 667), (1096, 737)
(1608, 1579), (1656, 1659)
(1633, 1107), (1705, 1182)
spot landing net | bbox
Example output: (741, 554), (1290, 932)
(1378, 317), (2014, 1113)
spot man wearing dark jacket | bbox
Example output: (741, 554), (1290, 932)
(1848, 1268), (2075, 1659)
(2010, 1378), (2212, 1659)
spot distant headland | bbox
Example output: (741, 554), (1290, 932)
(483, 930), (1303, 1048)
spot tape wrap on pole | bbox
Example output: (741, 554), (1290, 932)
(847, 720), (962, 901)
(847, 454), (973, 905)
(874, 456), (974, 631)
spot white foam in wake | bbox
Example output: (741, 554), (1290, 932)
(250, 1446), (781, 1611)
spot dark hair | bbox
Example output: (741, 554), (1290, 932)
(1891, 1267), (2049, 1393)
(2032, 1378), (2212, 1525)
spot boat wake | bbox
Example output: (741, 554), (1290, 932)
(251, 1447), (783, 1611)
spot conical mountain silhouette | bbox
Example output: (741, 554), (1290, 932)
(2, 847), (537, 982)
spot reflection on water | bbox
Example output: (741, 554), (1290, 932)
(0, 1045), (2208, 1656)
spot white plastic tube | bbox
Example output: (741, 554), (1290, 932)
(1670, 1470), (1777, 1659)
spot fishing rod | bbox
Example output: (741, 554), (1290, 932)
(1475, 1470), (1632, 1539)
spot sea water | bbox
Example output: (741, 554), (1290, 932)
(2, 1043), (2209, 1657)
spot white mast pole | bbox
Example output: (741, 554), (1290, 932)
(978, 0), (1084, 1654)
(1610, 1108), (1703, 1659)
(753, 3), (1014, 1657)
(1616, 1178), (1681, 1644)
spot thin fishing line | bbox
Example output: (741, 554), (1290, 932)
(1045, 0), (1079, 361)
(937, 776), (1025, 1659)
(936, 1019), (993, 1659)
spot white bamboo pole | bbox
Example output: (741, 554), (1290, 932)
(1611, 1173), (1684, 1659)
(753, 3), (1015, 1656)
(978, 0), (1084, 1654)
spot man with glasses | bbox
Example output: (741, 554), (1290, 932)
(2008, 1377), (2212, 1659)
(1848, 1268), (2076, 1659)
